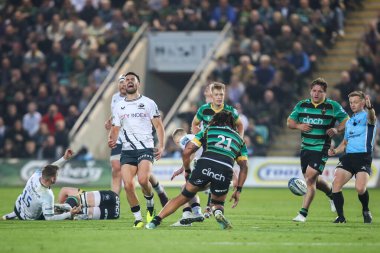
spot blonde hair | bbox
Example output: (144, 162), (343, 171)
(348, 91), (365, 99)
(172, 128), (186, 140)
(209, 82), (225, 92)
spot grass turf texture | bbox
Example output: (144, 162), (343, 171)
(0, 187), (378, 253)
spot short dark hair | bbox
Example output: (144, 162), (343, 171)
(42, 165), (59, 179)
(125, 72), (140, 82)
(209, 110), (236, 130)
(310, 77), (328, 92)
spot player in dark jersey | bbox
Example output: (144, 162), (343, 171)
(146, 111), (249, 229)
(191, 82), (244, 217)
(287, 77), (349, 222)
(55, 187), (120, 220)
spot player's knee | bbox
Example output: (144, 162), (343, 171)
(137, 177), (149, 187)
(124, 181), (134, 191)
(181, 188), (196, 199)
(356, 185), (366, 195)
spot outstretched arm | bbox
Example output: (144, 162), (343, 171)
(51, 149), (74, 167)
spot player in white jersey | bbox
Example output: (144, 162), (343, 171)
(108, 72), (166, 228)
(105, 75), (168, 206)
(170, 128), (204, 226)
(2, 149), (81, 220)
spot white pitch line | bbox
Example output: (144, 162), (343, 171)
(205, 242), (380, 247)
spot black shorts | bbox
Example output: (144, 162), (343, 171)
(188, 158), (233, 197)
(98, 190), (120, 219)
(337, 153), (372, 176)
(120, 149), (154, 166)
(110, 144), (122, 160)
(300, 150), (328, 174)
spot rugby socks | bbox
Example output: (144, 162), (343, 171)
(332, 192), (345, 217)
(152, 182), (164, 194)
(191, 203), (202, 216)
(358, 190), (369, 212)
(151, 216), (162, 226)
(326, 188), (333, 200)
(299, 208), (308, 217)
(131, 205), (142, 221)
(183, 207), (192, 213)
(145, 194), (154, 215)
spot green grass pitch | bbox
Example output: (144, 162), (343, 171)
(0, 187), (379, 253)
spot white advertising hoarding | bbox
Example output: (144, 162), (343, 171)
(148, 32), (219, 72)
(153, 157), (380, 188)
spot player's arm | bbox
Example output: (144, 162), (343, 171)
(108, 125), (120, 148)
(152, 116), (165, 160)
(182, 142), (200, 173)
(43, 195), (81, 221)
(328, 139), (347, 156)
(51, 149), (74, 167)
(191, 115), (201, 134)
(235, 117), (244, 137)
(287, 118), (312, 133)
(104, 115), (112, 130)
(365, 95), (377, 125)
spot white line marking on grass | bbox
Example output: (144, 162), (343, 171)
(205, 242), (380, 247)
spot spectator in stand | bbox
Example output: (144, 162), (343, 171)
(46, 14), (65, 42)
(275, 0), (295, 20)
(335, 71), (356, 100)
(255, 89), (281, 137)
(212, 56), (232, 84)
(80, 0), (98, 24)
(87, 16), (107, 51)
(275, 25), (296, 58)
(243, 9), (262, 38)
(287, 41), (311, 79)
(247, 40), (262, 67)
(22, 101), (41, 139)
(232, 55), (255, 85)
(41, 135), (57, 159)
(46, 42), (65, 74)
(54, 120), (69, 157)
(92, 55), (111, 88)
(227, 75), (245, 105)
(72, 30), (98, 60)
(359, 73), (380, 100)
(23, 42), (45, 70)
(210, 0), (237, 30)
(8, 42), (24, 69)
(41, 104), (65, 135)
(255, 55), (275, 87)
(0, 117), (7, 149)
(251, 25), (275, 56)
(348, 59), (364, 85)
(4, 103), (19, 128)
(98, 0), (113, 23)
(65, 105), (80, 130)
(268, 11), (284, 38)
(21, 140), (38, 158)
(258, 0), (274, 27)
(5, 119), (29, 154)
(297, 0), (314, 25)
(0, 57), (12, 87)
(78, 86), (93, 112)
(0, 139), (17, 158)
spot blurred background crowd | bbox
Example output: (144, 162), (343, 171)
(1, 0), (379, 160)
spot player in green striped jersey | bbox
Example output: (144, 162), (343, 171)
(191, 82), (244, 137)
(287, 78), (349, 222)
(146, 111), (249, 229)
(191, 82), (244, 217)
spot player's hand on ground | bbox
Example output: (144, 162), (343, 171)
(171, 167), (184, 180)
(297, 123), (312, 133)
(104, 119), (112, 130)
(108, 138), (117, 148)
(326, 127), (338, 137)
(154, 147), (163, 160)
(64, 149), (74, 160)
(70, 206), (82, 217)
(230, 191), (240, 208)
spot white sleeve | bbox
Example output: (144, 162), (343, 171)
(148, 100), (160, 119)
(112, 106), (121, 127)
(51, 157), (67, 167)
(44, 212), (72, 221)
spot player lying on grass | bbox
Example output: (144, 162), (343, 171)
(146, 111), (248, 229)
(55, 187), (120, 220)
(2, 149), (81, 220)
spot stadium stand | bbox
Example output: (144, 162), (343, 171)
(0, 0), (371, 159)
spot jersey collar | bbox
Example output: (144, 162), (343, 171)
(211, 103), (224, 112)
(125, 94), (142, 102)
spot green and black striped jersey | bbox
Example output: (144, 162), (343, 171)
(192, 126), (248, 167)
(288, 98), (349, 153)
(196, 103), (239, 130)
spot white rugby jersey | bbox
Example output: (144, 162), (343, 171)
(112, 95), (160, 150)
(111, 92), (126, 144)
(15, 169), (54, 220)
(179, 134), (203, 160)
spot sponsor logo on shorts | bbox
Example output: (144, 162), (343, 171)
(214, 189), (227, 193)
(202, 168), (225, 181)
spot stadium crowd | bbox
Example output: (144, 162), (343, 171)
(0, 0), (371, 159)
